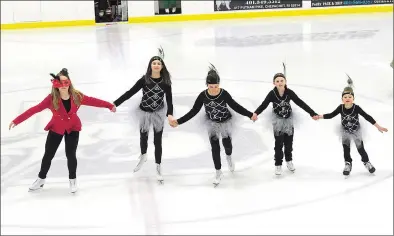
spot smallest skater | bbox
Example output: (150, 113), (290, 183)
(317, 76), (388, 177)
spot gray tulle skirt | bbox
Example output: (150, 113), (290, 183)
(341, 128), (363, 148)
(203, 117), (234, 139)
(136, 106), (166, 133)
(271, 112), (294, 136)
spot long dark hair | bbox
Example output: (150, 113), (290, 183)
(144, 47), (171, 85)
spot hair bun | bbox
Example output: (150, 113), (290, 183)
(61, 68), (68, 75)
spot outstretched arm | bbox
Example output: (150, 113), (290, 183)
(357, 105), (388, 133)
(319, 105), (341, 119)
(357, 105), (376, 125)
(289, 90), (317, 117)
(12, 94), (51, 126)
(113, 78), (144, 107)
(254, 91), (272, 116)
(176, 93), (204, 125)
(225, 90), (253, 118)
(81, 94), (115, 110)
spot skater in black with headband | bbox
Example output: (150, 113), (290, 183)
(113, 47), (174, 184)
(252, 63), (319, 176)
(170, 64), (255, 187)
(317, 76), (388, 176)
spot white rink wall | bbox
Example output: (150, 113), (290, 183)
(1, 1), (94, 24)
(1, 1), (391, 24)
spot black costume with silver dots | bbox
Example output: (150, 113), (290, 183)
(321, 75), (377, 176)
(322, 104), (376, 175)
(255, 87), (317, 166)
(113, 76), (173, 165)
(176, 64), (253, 188)
(177, 88), (253, 170)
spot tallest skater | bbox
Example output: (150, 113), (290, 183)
(113, 47), (174, 184)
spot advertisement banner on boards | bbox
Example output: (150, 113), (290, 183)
(214, 0), (302, 12)
(311, 0), (393, 8)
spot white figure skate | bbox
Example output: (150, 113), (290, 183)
(134, 154), (147, 172)
(156, 164), (164, 184)
(213, 170), (223, 187)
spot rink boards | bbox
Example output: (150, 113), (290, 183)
(0, 0), (393, 30)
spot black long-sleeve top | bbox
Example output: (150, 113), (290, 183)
(113, 77), (173, 116)
(254, 87), (317, 118)
(62, 98), (71, 113)
(177, 89), (253, 125)
(322, 104), (376, 133)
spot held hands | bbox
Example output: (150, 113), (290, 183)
(170, 120), (178, 127)
(312, 115), (324, 120)
(110, 104), (116, 112)
(251, 113), (258, 122)
(168, 115), (178, 128)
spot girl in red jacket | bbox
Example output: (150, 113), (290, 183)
(9, 68), (116, 193)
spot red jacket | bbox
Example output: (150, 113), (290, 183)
(12, 94), (114, 135)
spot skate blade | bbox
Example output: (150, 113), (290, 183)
(133, 158), (147, 172)
(133, 166), (143, 172)
(157, 180), (164, 185)
(28, 188), (42, 192)
(28, 185), (44, 192)
(344, 175), (350, 179)
(213, 183), (220, 188)
(274, 174), (283, 179)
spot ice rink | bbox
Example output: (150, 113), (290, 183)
(1, 12), (393, 235)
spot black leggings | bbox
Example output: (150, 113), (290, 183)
(38, 131), (79, 179)
(274, 130), (294, 166)
(209, 135), (232, 170)
(140, 129), (163, 164)
(342, 139), (369, 163)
